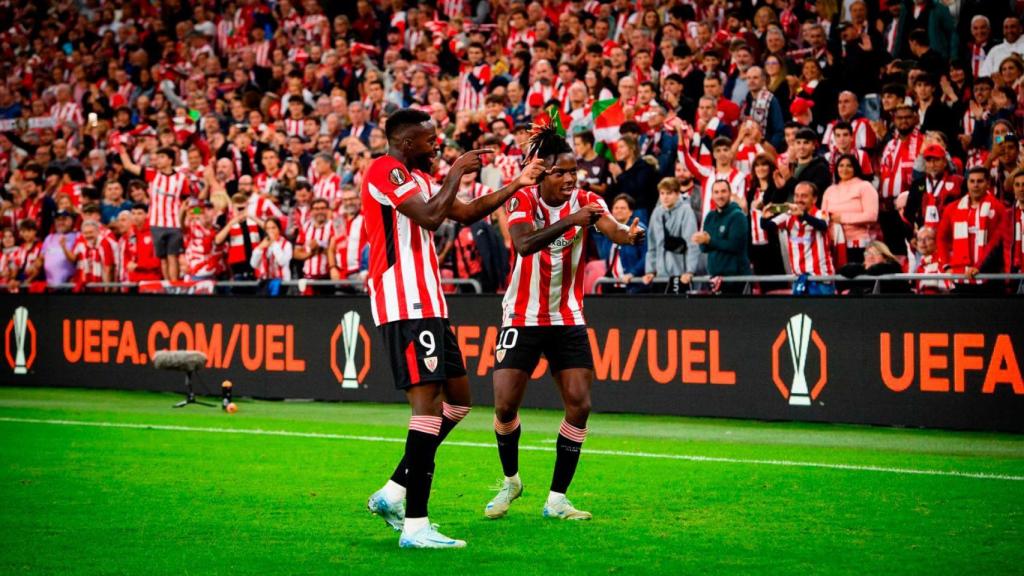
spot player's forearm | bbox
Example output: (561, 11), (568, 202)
(420, 166), (466, 230)
(512, 219), (579, 257)
(450, 179), (522, 224)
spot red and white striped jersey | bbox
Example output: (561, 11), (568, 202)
(362, 154), (447, 326)
(336, 214), (366, 275)
(11, 241), (41, 278)
(247, 194), (285, 223)
(185, 221), (223, 279)
(253, 40), (272, 67)
(879, 130), (923, 200)
(144, 168), (192, 228)
(679, 147), (747, 226)
(251, 238), (292, 280)
(438, 0), (464, 18)
(72, 236), (114, 284)
(748, 186), (770, 246)
(1010, 205), (1024, 271)
(502, 187), (608, 327)
(50, 101), (83, 127)
(506, 28), (536, 54)
(283, 117), (304, 137)
(297, 220), (336, 278)
(771, 208), (835, 276)
(822, 117), (876, 153)
(825, 148), (874, 178)
(526, 81), (554, 113)
(457, 63), (491, 112)
(314, 172), (343, 207)
(254, 168), (284, 196)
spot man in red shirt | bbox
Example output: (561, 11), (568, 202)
(124, 204), (162, 282)
(363, 108), (542, 549)
(937, 167), (1007, 292)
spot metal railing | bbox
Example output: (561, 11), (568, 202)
(26, 277), (484, 294)
(594, 273), (1024, 295)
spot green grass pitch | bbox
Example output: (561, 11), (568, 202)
(0, 387), (1021, 575)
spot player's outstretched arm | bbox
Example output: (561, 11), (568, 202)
(509, 204), (603, 257)
(447, 159), (545, 224)
(395, 149), (488, 231)
(596, 214), (645, 246)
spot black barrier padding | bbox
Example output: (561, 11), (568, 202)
(0, 294), (1021, 432)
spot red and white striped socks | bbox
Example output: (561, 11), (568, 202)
(408, 415), (442, 436)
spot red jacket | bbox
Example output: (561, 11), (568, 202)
(126, 225), (162, 282)
(936, 192), (1006, 274)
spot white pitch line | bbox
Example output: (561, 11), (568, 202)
(1, 416), (1021, 482)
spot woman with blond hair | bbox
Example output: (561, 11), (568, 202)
(838, 241), (911, 294)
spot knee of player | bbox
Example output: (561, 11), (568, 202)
(494, 405), (519, 423)
(566, 398), (591, 418)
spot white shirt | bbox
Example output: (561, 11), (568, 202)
(979, 37), (1024, 78)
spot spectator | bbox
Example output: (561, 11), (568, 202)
(183, 202), (223, 281)
(825, 122), (875, 179)
(936, 167), (1008, 291)
(746, 154), (788, 283)
(741, 66), (785, 149)
(838, 240), (912, 295)
(902, 144), (962, 237)
(251, 218), (293, 282)
(9, 219), (42, 291)
(100, 181), (132, 225)
(879, 104), (925, 255)
(574, 131), (612, 201)
(294, 197), (336, 289)
(609, 134), (659, 222)
(776, 128), (831, 207)
(214, 194), (263, 284)
(1007, 170), (1024, 286)
(643, 177), (699, 292)
(41, 211), (79, 288)
(693, 180), (750, 293)
(908, 226), (952, 294)
(119, 146), (190, 281)
(67, 220), (115, 290)
(600, 194), (646, 293)
(124, 204), (162, 283)
(764, 182), (836, 295)
(822, 154), (880, 265)
(678, 133), (747, 225)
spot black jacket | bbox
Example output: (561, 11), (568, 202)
(782, 156), (832, 207)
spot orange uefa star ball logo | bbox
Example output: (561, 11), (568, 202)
(5, 306), (37, 374)
(330, 310), (371, 389)
(771, 313), (827, 406)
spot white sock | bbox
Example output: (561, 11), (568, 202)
(546, 491), (565, 506)
(382, 479), (406, 502)
(403, 516), (430, 535)
(505, 473), (521, 485)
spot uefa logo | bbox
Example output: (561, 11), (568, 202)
(330, 311), (371, 388)
(4, 306), (36, 375)
(771, 313), (828, 406)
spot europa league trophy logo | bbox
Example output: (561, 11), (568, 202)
(340, 311), (361, 389)
(785, 313), (813, 406)
(12, 306), (29, 375)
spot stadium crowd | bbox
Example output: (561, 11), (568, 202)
(0, 0), (1022, 296)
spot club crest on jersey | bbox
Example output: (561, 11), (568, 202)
(389, 168), (407, 186)
(423, 356), (438, 372)
(496, 349), (506, 363)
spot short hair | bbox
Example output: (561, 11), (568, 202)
(966, 166), (989, 181)
(131, 203), (149, 212)
(311, 197), (330, 208)
(908, 28), (929, 46)
(612, 193), (635, 210)
(485, 93), (506, 106)
(17, 219), (37, 232)
(574, 130), (595, 147)
(81, 203), (101, 215)
(975, 77), (995, 89)
(155, 147), (176, 160)
(657, 177), (680, 193)
(712, 136), (732, 149)
(385, 108), (432, 142)
(230, 193), (248, 205)
(832, 121), (853, 134)
(795, 181), (819, 196)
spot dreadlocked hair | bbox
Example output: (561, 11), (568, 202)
(525, 122), (572, 163)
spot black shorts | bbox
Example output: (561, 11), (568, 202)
(494, 325), (594, 374)
(380, 318), (467, 390)
(151, 226), (184, 258)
